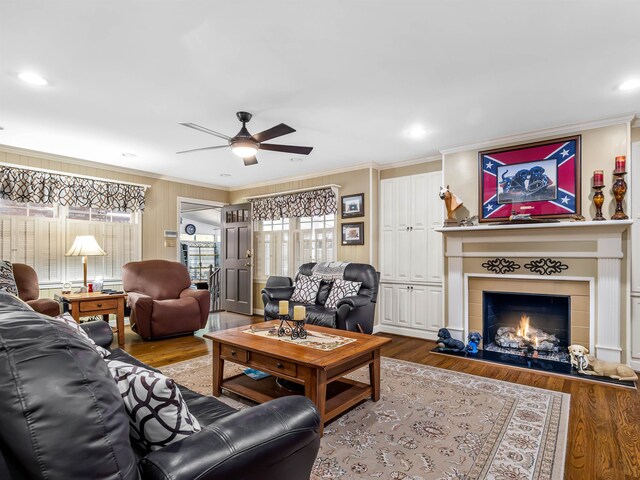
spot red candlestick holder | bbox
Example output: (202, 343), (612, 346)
(611, 171), (628, 220)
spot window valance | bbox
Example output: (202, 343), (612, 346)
(250, 187), (337, 221)
(0, 166), (146, 212)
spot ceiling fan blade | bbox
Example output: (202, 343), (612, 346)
(259, 143), (313, 155)
(176, 145), (228, 154)
(179, 123), (231, 140)
(251, 123), (295, 143)
(243, 155), (258, 166)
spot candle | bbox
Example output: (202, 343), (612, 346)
(279, 300), (289, 316)
(593, 170), (604, 187)
(615, 156), (626, 173)
(293, 305), (306, 321)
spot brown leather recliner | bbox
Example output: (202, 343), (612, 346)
(122, 260), (209, 339)
(12, 263), (60, 317)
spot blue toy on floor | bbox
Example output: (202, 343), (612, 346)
(466, 332), (482, 354)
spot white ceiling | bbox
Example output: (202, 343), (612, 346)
(1, 0), (639, 188)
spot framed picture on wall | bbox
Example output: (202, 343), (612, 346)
(478, 135), (581, 222)
(341, 222), (364, 245)
(341, 193), (365, 218)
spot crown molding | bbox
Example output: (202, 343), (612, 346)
(227, 162), (382, 192)
(0, 144), (231, 191)
(376, 154), (442, 170)
(439, 113), (637, 155)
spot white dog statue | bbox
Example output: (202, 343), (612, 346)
(568, 344), (638, 382)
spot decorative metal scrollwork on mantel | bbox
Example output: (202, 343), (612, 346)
(481, 258), (521, 274)
(524, 258), (569, 275)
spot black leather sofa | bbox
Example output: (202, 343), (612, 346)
(261, 262), (379, 334)
(0, 292), (320, 480)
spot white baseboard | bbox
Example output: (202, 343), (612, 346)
(377, 324), (439, 341)
(630, 359), (640, 372)
(253, 308), (264, 316)
(372, 324), (383, 334)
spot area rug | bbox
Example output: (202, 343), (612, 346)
(161, 356), (569, 480)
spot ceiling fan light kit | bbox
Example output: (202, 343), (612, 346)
(178, 111), (313, 166)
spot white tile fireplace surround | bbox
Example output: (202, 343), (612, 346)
(437, 221), (632, 364)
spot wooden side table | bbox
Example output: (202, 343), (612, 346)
(55, 292), (127, 346)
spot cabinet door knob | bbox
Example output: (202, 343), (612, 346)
(410, 226), (413, 231)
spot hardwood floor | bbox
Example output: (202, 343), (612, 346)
(116, 312), (640, 479)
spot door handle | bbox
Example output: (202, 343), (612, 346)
(410, 226), (413, 231)
(406, 226), (410, 231)
(244, 262), (252, 267)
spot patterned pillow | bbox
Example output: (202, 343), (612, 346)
(290, 274), (322, 304)
(52, 313), (111, 358)
(0, 260), (18, 296)
(105, 359), (201, 452)
(325, 278), (362, 309)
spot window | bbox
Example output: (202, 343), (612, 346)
(253, 214), (336, 280)
(0, 199), (141, 285)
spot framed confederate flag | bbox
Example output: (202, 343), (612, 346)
(478, 135), (581, 222)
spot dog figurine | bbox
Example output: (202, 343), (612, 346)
(466, 332), (482, 354)
(568, 344), (590, 372)
(436, 328), (465, 352)
(568, 344), (638, 382)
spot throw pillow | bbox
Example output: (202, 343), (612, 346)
(52, 313), (111, 358)
(0, 260), (18, 296)
(290, 274), (322, 304)
(325, 278), (362, 309)
(105, 359), (201, 452)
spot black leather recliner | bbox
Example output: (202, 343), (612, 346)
(0, 292), (320, 480)
(261, 262), (380, 334)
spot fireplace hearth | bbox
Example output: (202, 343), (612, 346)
(483, 291), (570, 364)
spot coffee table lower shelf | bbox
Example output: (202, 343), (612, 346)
(221, 373), (372, 426)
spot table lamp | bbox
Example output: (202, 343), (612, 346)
(65, 235), (106, 289)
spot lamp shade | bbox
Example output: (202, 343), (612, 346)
(65, 235), (106, 257)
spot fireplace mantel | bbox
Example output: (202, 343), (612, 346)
(437, 219), (632, 364)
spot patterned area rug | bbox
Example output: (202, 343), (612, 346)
(161, 356), (569, 479)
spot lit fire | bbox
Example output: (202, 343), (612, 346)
(516, 314), (530, 338)
(516, 314), (539, 348)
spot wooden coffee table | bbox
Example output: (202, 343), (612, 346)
(205, 321), (391, 435)
(55, 292), (127, 346)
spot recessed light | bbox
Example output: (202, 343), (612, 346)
(18, 71), (48, 86)
(405, 125), (427, 139)
(122, 153), (137, 157)
(220, 173), (231, 177)
(619, 79), (640, 91)
(290, 157), (304, 162)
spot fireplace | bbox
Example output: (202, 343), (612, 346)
(482, 291), (571, 363)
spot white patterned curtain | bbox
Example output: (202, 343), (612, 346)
(251, 187), (337, 220)
(0, 166), (146, 212)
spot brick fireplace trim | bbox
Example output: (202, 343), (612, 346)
(466, 275), (593, 352)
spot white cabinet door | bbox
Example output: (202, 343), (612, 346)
(410, 285), (428, 330)
(410, 174), (428, 283)
(380, 179), (395, 282)
(397, 285), (411, 327)
(395, 177), (411, 282)
(379, 283), (397, 326)
(426, 286), (443, 331)
(426, 171), (444, 283)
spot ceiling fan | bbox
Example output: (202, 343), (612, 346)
(177, 111), (313, 166)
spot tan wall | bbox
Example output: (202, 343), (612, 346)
(379, 159), (442, 180)
(229, 168), (376, 265)
(0, 147), (229, 261)
(443, 124), (629, 221)
(632, 127), (640, 143)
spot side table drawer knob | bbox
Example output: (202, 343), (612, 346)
(97, 303), (102, 307)
(231, 350), (236, 356)
(276, 362), (283, 368)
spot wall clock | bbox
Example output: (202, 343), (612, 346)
(185, 224), (196, 235)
